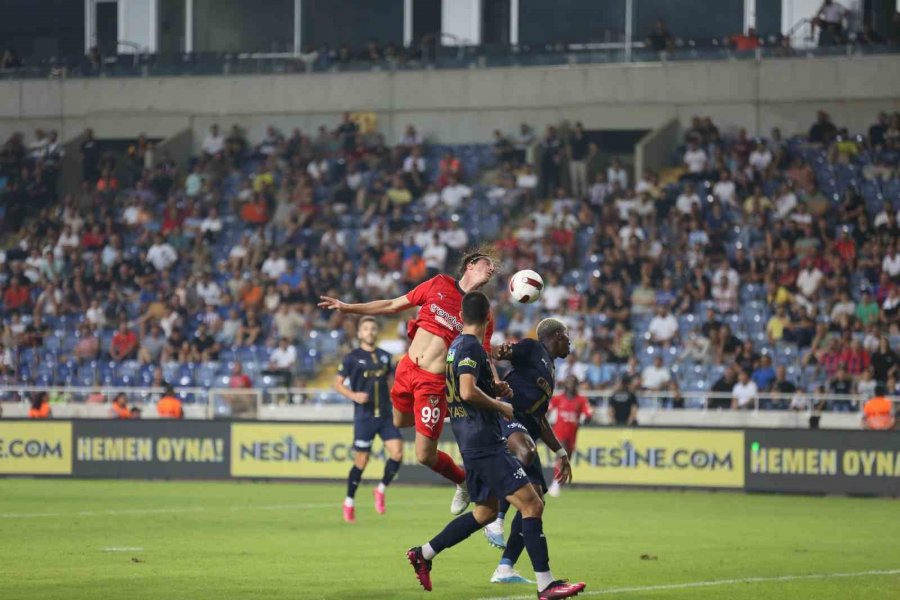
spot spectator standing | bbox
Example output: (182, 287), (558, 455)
(647, 19), (674, 52)
(862, 385), (895, 430)
(202, 124), (225, 156)
(29, 392), (52, 419)
(607, 376), (638, 426)
(567, 123), (589, 199)
(156, 385), (184, 419)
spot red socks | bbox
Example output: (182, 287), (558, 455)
(431, 450), (465, 484)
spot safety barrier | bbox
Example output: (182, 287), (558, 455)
(0, 421), (896, 496)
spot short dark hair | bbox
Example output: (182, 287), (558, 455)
(358, 316), (378, 329)
(461, 291), (491, 325)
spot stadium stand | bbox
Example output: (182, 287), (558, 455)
(0, 103), (897, 415)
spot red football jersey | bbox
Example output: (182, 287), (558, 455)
(405, 275), (493, 352)
(549, 393), (593, 439)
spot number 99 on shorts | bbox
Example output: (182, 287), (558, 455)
(420, 406), (442, 427)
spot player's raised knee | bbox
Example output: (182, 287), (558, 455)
(473, 504), (498, 526)
(519, 493), (544, 519)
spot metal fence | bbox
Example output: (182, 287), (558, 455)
(1, 385), (896, 418)
(1, 43), (898, 81)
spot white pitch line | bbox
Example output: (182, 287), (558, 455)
(100, 547), (144, 552)
(0, 500), (432, 520)
(475, 569), (900, 600)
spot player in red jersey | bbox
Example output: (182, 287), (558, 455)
(318, 247), (510, 514)
(546, 375), (593, 497)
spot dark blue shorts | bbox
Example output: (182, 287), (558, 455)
(500, 418), (547, 493)
(462, 448), (531, 504)
(353, 416), (402, 452)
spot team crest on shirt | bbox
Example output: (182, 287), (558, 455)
(427, 395), (440, 407)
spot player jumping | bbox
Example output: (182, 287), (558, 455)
(482, 318), (575, 585)
(546, 376), (593, 497)
(406, 292), (586, 599)
(319, 247), (510, 514)
(334, 317), (403, 522)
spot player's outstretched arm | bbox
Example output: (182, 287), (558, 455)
(318, 295), (413, 315)
(540, 416), (573, 484)
(459, 373), (513, 420)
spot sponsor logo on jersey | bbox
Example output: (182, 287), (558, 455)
(459, 358), (478, 369)
(429, 304), (463, 332)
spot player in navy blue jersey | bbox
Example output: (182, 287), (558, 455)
(406, 292), (585, 600)
(482, 318), (576, 584)
(335, 317), (403, 523)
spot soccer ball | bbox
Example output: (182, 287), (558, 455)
(509, 270), (544, 304)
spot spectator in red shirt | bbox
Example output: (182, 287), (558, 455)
(229, 361), (252, 388)
(841, 339), (871, 376)
(834, 228), (856, 262)
(436, 151), (461, 188)
(731, 28), (760, 51)
(3, 279), (30, 311)
(110, 321), (138, 361)
(80, 223), (105, 251)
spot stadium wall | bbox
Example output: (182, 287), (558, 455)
(1, 420), (897, 496)
(1, 55), (899, 146)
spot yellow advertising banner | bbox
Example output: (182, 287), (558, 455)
(0, 422), (73, 475)
(566, 428), (745, 488)
(230, 423), (443, 479)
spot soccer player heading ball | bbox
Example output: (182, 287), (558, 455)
(406, 292), (586, 599)
(319, 247), (511, 515)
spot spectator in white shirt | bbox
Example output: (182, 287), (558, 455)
(607, 158), (628, 189)
(202, 124), (225, 155)
(712, 170), (737, 207)
(796, 261), (824, 299)
(748, 141), (772, 174)
(682, 140), (708, 176)
(648, 305), (679, 346)
(440, 175), (471, 210)
(422, 233), (448, 276)
(400, 124), (423, 148)
(516, 164), (538, 190)
(731, 370), (758, 410)
(675, 183), (702, 216)
(200, 207), (223, 242)
(641, 356), (672, 391)
(829, 291), (856, 321)
(556, 353), (588, 383)
(541, 273), (568, 311)
(882, 245), (900, 278)
(440, 225), (469, 253)
(261, 250), (288, 281)
(589, 172), (610, 208)
(195, 273), (222, 306)
(269, 337), (298, 385)
(147, 235), (177, 272)
(774, 184), (798, 220)
(618, 214), (646, 249)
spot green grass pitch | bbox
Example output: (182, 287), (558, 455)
(0, 479), (897, 599)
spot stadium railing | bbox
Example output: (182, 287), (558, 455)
(1, 387), (895, 426)
(1, 43), (898, 80)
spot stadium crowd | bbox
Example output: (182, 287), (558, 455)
(0, 102), (898, 413)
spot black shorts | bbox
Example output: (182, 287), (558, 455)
(353, 416), (402, 452)
(500, 418), (547, 493)
(462, 448), (531, 504)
